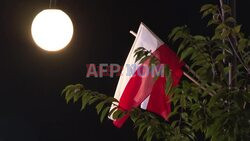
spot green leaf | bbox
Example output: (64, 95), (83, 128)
(108, 106), (118, 117)
(234, 25), (242, 33)
(207, 19), (216, 26)
(202, 8), (214, 18)
(221, 29), (230, 38)
(181, 47), (194, 60)
(137, 124), (147, 139)
(169, 26), (182, 40)
(177, 42), (187, 55)
(139, 56), (150, 64)
(135, 52), (144, 63)
(171, 120), (179, 128)
(73, 91), (82, 103)
(61, 85), (74, 95)
(96, 101), (106, 114)
(81, 93), (92, 110)
(180, 96), (187, 109)
(167, 111), (178, 119)
(88, 97), (100, 105)
(100, 106), (110, 123)
(65, 90), (74, 103)
(222, 4), (231, 14)
(193, 35), (206, 41)
(200, 4), (214, 12)
(238, 38), (248, 52)
(168, 26), (188, 41)
(216, 23), (227, 31)
(191, 59), (207, 68)
(181, 112), (188, 121)
(112, 109), (125, 119)
(144, 128), (153, 141)
(225, 17), (236, 24)
(215, 54), (226, 63)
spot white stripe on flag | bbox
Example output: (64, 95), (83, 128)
(140, 95), (150, 110)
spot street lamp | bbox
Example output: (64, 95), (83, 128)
(31, 0), (74, 52)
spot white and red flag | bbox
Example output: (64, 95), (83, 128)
(111, 23), (184, 128)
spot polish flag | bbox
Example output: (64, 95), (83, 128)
(110, 23), (184, 128)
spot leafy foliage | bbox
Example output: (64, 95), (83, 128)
(62, 3), (250, 141)
(62, 84), (195, 141)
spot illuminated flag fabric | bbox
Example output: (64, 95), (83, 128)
(110, 23), (184, 128)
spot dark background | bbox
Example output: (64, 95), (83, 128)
(0, 0), (249, 141)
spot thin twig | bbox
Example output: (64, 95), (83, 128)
(243, 102), (246, 109)
(183, 72), (214, 96)
(219, 0), (225, 22)
(219, 0), (233, 89)
(227, 37), (249, 73)
(184, 64), (200, 80)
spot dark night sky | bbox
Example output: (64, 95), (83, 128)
(0, 0), (250, 141)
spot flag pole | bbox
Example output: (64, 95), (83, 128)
(129, 30), (214, 96)
(129, 31), (137, 37)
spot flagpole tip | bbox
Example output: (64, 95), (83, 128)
(129, 31), (137, 37)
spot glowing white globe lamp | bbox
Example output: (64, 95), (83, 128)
(31, 9), (74, 51)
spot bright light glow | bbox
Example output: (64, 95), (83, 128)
(31, 9), (74, 51)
